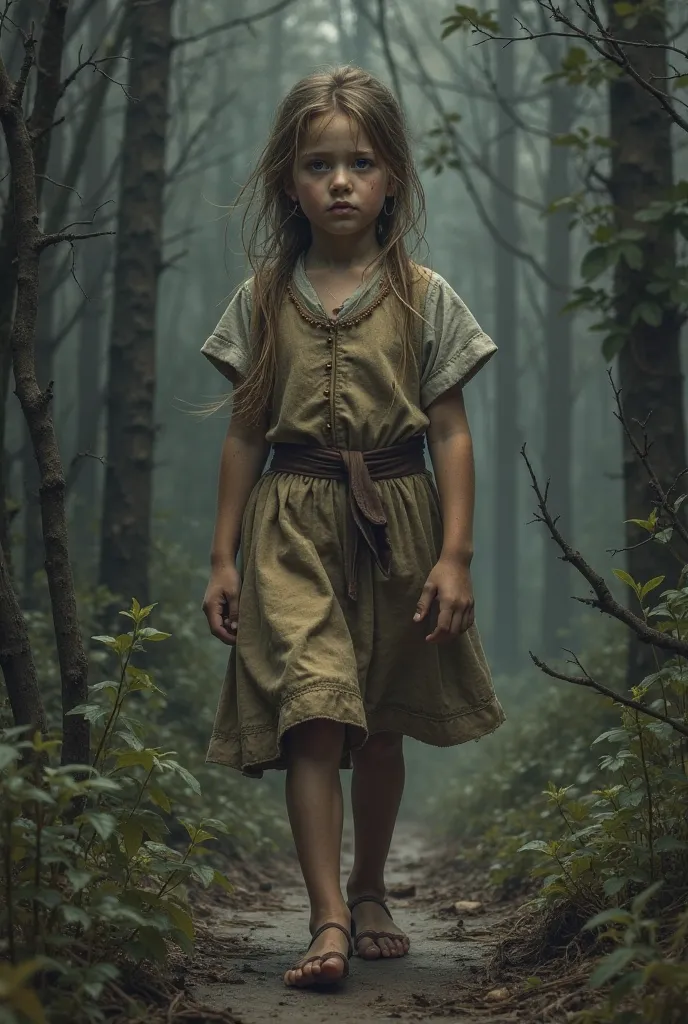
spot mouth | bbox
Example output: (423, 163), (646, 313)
(329, 202), (355, 211)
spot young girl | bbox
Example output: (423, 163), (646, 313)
(200, 66), (504, 990)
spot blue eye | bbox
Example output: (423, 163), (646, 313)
(309, 159), (328, 171)
(354, 158), (372, 169)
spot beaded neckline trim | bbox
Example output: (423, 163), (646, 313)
(286, 279), (390, 329)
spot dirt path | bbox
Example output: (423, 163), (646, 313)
(186, 823), (513, 1024)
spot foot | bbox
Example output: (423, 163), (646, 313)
(348, 895), (409, 960)
(283, 917), (352, 988)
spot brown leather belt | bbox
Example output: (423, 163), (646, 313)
(269, 435), (427, 600)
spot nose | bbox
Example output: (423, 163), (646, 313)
(330, 164), (352, 192)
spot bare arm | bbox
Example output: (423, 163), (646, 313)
(203, 393), (269, 645)
(210, 416), (270, 568)
(425, 383), (475, 566)
(414, 383), (476, 641)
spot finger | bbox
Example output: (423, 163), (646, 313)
(456, 602), (475, 634)
(426, 604), (453, 643)
(204, 599), (235, 645)
(450, 606), (467, 637)
(413, 581), (437, 622)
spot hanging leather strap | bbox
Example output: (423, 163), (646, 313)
(269, 435), (426, 600)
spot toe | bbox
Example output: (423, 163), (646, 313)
(394, 938), (405, 956)
(379, 937), (392, 957)
(358, 937), (381, 960)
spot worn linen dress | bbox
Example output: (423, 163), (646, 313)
(201, 256), (505, 777)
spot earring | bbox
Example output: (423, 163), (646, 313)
(383, 196), (396, 216)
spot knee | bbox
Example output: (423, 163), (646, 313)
(353, 731), (403, 765)
(284, 718), (345, 764)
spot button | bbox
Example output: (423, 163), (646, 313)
(324, 389), (330, 397)
(325, 362), (332, 371)
(326, 421), (331, 431)
(326, 335), (333, 344)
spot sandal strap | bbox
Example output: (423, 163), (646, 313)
(347, 894), (392, 919)
(307, 921), (353, 958)
(355, 928), (406, 945)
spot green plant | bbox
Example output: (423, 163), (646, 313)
(0, 601), (233, 1024)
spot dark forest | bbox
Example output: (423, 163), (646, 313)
(0, 1), (687, 1022)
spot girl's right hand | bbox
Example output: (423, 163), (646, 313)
(202, 565), (242, 645)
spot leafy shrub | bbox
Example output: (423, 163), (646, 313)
(0, 601), (234, 1024)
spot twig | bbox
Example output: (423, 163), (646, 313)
(529, 648), (688, 739)
(520, 442), (688, 658)
(173, 0), (298, 49)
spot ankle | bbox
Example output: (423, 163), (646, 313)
(346, 878), (386, 903)
(308, 897), (350, 929)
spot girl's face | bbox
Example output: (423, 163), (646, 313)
(287, 113), (392, 240)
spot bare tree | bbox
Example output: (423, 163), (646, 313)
(99, 0), (174, 610)
(0, 0), (104, 767)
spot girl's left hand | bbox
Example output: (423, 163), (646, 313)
(413, 557), (475, 643)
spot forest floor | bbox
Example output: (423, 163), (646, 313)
(170, 822), (588, 1024)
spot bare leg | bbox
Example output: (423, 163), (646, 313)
(346, 731), (409, 959)
(283, 719), (351, 987)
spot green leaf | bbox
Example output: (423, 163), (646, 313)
(517, 839), (550, 853)
(212, 869), (234, 894)
(612, 568), (639, 592)
(603, 876), (628, 897)
(165, 761), (201, 796)
(137, 628), (171, 642)
(59, 904), (92, 930)
(589, 947), (636, 988)
(65, 868), (95, 892)
(0, 743), (21, 770)
(581, 246), (614, 281)
(91, 634), (118, 648)
(653, 835), (688, 853)
(120, 822), (144, 859)
(80, 812), (117, 841)
(162, 899), (195, 941)
(149, 785), (171, 813)
(191, 864), (215, 888)
(585, 908), (634, 931)
(601, 331), (626, 362)
(640, 575), (665, 599)
(613, 3), (636, 16)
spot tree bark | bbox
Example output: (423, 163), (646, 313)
(542, 77), (575, 655)
(0, 536), (46, 737)
(72, 0), (109, 573)
(607, 0), (687, 687)
(0, 1), (90, 768)
(0, 3), (129, 562)
(99, 0), (174, 610)
(492, 0), (520, 670)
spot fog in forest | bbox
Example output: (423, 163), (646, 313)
(1, 2), (687, 1020)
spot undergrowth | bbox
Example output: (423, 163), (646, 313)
(0, 599), (245, 1023)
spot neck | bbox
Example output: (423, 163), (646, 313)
(305, 224), (383, 272)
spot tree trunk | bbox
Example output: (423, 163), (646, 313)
(22, 130), (63, 602)
(99, 0), (174, 609)
(492, 0), (519, 671)
(353, 0), (369, 67)
(72, 0), (109, 574)
(0, 537), (46, 737)
(607, 0), (687, 687)
(0, 0), (90, 768)
(542, 79), (575, 655)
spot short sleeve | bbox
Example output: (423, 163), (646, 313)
(420, 272), (497, 409)
(200, 278), (253, 381)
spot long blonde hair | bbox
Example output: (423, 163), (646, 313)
(232, 65), (427, 425)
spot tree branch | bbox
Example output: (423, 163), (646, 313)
(530, 648), (688, 739)
(173, 0), (298, 49)
(520, 439), (688, 658)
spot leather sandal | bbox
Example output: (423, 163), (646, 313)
(347, 894), (409, 956)
(284, 921), (353, 987)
